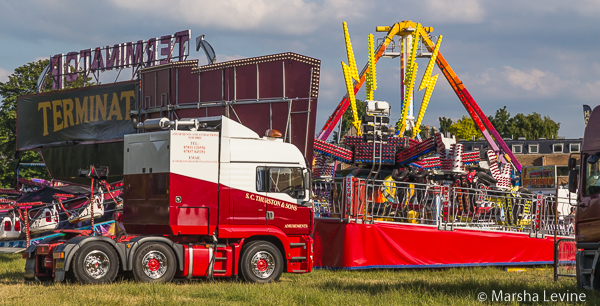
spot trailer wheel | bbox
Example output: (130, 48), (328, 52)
(70, 242), (119, 284)
(132, 243), (176, 283)
(240, 241), (283, 283)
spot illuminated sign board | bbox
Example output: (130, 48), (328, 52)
(49, 30), (190, 90)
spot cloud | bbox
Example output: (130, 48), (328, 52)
(422, 0), (485, 23)
(0, 67), (9, 83)
(317, 66), (345, 105)
(108, 0), (368, 36)
(466, 66), (567, 98)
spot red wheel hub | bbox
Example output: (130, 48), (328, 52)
(148, 258), (160, 271)
(256, 259), (268, 271)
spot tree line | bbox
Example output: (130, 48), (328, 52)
(439, 106), (560, 141)
(333, 100), (560, 143)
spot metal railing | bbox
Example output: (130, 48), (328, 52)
(313, 177), (576, 237)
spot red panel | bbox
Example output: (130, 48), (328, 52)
(284, 61), (312, 99)
(231, 197), (263, 225)
(173, 206), (209, 234)
(233, 104), (270, 136)
(313, 220), (555, 269)
(175, 66), (199, 105)
(258, 61), (283, 98)
(156, 69), (169, 108)
(169, 173), (219, 235)
(270, 103), (289, 135)
(141, 72), (155, 109)
(235, 64), (257, 100)
(200, 70), (222, 103)
(223, 67), (235, 101)
(207, 107), (224, 117)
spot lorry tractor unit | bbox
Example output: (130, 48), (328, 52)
(569, 105), (600, 290)
(22, 116), (314, 284)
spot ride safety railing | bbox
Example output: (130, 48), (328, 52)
(313, 177), (575, 237)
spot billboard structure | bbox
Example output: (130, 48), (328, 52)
(16, 81), (137, 183)
(17, 52), (320, 184)
(521, 165), (556, 189)
(136, 52), (321, 162)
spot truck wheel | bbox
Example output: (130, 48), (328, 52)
(240, 241), (283, 283)
(71, 242), (119, 284)
(132, 243), (176, 283)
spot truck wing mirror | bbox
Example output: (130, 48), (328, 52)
(568, 169), (578, 193)
(568, 157), (577, 169)
(588, 153), (600, 164)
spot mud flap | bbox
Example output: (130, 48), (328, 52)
(24, 258), (36, 280)
(54, 269), (65, 282)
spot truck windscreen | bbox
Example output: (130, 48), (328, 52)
(585, 154), (600, 195)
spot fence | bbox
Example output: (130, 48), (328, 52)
(554, 238), (576, 280)
(313, 177), (576, 237)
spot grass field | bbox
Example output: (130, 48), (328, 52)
(0, 253), (597, 305)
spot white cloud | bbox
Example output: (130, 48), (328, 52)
(422, 0), (485, 23)
(108, 0), (368, 36)
(216, 54), (246, 62)
(466, 66), (567, 98)
(502, 67), (563, 94)
(0, 67), (9, 83)
(317, 66), (345, 104)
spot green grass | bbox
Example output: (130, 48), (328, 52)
(0, 253), (597, 305)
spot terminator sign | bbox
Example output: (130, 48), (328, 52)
(16, 81), (137, 151)
(49, 30), (190, 90)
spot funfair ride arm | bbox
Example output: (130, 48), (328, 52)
(316, 23), (402, 141)
(404, 23), (521, 172)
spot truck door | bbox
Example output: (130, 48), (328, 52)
(265, 167), (311, 232)
(230, 164), (267, 225)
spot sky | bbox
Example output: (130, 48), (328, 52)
(0, 0), (596, 139)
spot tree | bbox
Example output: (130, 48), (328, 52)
(447, 116), (482, 141)
(0, 60), (94, 187)
(487, 106), (560, 140)
(0, 60), (53, 187)
(507, 112), (560, 140)
(339, 99), (366, 139)
(438, 117), (453, 134)
(488, 106), (511, 138)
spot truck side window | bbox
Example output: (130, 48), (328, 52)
(268, 167), (304, 198)
(585, 154), (600, 196)
(256, 167), (266, 192)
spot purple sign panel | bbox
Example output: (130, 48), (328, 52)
(50, 30), (191, 90)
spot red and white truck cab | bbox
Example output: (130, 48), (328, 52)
(23, 116), (314, 283)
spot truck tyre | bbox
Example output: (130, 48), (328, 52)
(240, 241), (283, 283)
(132, 242), (176, 283)
(70, 242), (119, 284)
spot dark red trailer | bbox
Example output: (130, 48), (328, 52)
(137, 52), (321, 162)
